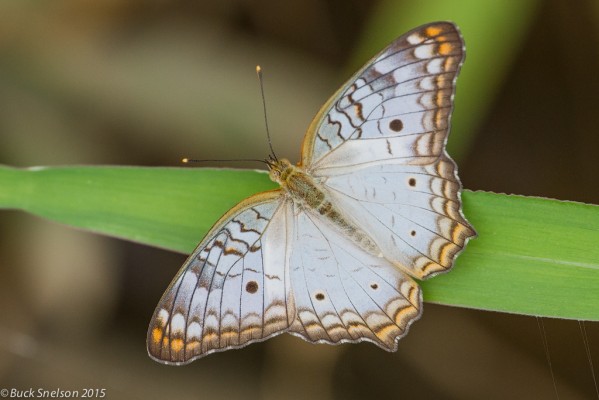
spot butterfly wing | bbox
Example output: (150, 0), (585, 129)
(147, 190), (295, 364)
(287, 204), (421, 350)
(301, 22), (475, 279)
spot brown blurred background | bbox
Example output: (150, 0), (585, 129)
(1, 1), (599, 399)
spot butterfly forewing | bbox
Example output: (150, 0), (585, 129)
(301, 22), (475, 279)
(302, 22), (464, 168)
(147, 191), (295, 364)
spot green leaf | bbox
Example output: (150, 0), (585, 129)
(0, 165), (277, 253)
(1, 165), (598, 321)
(422, 191), (599, 321)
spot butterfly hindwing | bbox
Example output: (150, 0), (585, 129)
(287, 205), (422, 350)
(147, 190), (295, 364)
(301, 22), (475, 279)
(321, 155), (475, 279)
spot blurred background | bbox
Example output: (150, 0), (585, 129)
(1, 0), (599, 399)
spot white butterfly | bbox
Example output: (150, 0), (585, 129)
(148, 21), (476, 364)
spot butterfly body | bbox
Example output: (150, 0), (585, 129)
(270, 158), (381, 255)
(148, 22), (476, 364)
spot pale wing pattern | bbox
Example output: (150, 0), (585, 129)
(321, 157), (474, 279)
(302, 22), (464, 168)
(147, 191), (295, 364)
(287, 205), (422, 350)
(301, 22), (475, 279)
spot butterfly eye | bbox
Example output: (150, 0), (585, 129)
(268, 168), (280, 182)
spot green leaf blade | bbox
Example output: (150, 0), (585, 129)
(1, 165), (598, 321)
(423, 192), (599, 320)
(1, 165), (277, 252)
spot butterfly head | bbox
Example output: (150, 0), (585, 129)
(267, 157), (294, 185)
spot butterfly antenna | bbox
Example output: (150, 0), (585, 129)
(182, 158), (268, 165)
(256, 65), (278, 162)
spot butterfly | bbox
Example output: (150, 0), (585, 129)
(148, 21), (476, 364)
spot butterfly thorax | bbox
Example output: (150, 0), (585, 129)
(269, 158), (381, 256)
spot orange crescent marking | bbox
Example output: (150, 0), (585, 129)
(151, 327), (163, 344)
(426, 26), (442, 37)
